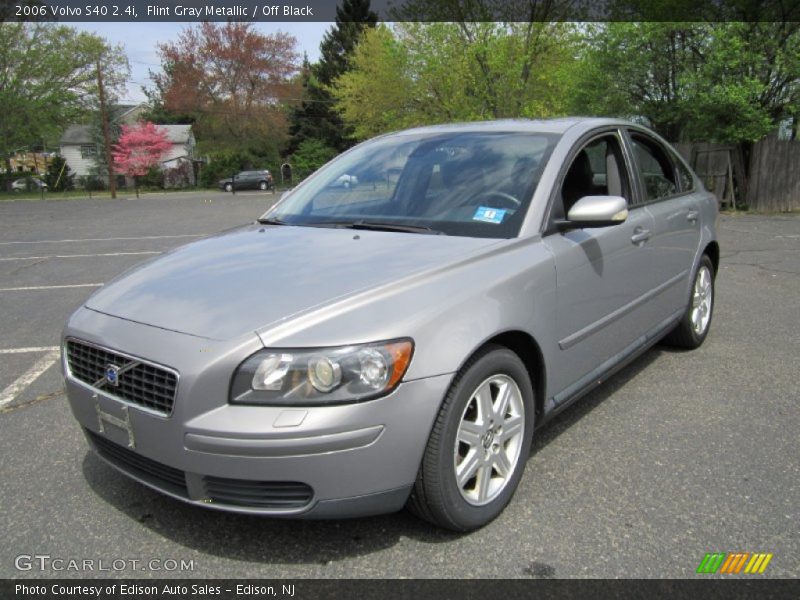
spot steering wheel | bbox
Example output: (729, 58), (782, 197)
(457, 190), (521, 210)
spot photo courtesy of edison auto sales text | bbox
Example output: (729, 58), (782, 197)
(14, 584), (296, 597)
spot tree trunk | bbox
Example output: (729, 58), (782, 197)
(4, 154), (14, 192)
(733, 141), (751, 208)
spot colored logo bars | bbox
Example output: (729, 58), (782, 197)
(697, 552), (773, 574)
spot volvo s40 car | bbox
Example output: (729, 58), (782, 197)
(62, 118), (718, 531)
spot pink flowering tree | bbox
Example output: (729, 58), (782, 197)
(112, 121), (172, 197)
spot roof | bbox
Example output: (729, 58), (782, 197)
(60, 123), (193, 146)
(113, 104), (146, 122)
(59, 125), (93, 145)
(111, 104), (138, 120)
(390, 117), (632, 137)
(159, 124), (193, 144)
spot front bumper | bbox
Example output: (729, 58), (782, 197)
(63, 309), (451, 518)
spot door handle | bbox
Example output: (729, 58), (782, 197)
(631, 228), (651, 245)
(686, 210), (699, 222)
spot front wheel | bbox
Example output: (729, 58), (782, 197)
(259, 181), (268, 190)
(408, 345), (534, 531)
(224, 183), (233, 192)
(662, 254), (715, 349)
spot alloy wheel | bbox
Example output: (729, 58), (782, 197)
(691, 265), (713, 335)
(454, 374), (525, 506)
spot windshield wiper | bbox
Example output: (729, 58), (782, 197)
(292, 220), (446, 235)
(257, 217), (289, 225)
(345, 220), (446, 235)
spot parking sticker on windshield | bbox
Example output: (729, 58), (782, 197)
(473, 206), (507, 224)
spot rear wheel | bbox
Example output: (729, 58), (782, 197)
(259, 181), (268, 190)
(662, 254), (715, 349)
(408, 345), (534, 531)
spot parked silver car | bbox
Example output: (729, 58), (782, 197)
(62, 118), (718, 531)
(12, 177), (48, 192)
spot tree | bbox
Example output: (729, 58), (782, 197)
(286, 0), (377, 155)
(290, 138), (339, 180)
(316, 0), (379, 87)
(152, 23), (299, 158)
(332, 22), (580, 140)
(570, 23), (705, 141)
(44, 155), (74, 192)
(141, 61), (196, 126)
(0, 23), (128, 186)
(572, 19), (800, 197)
(331, 25), (415, 140)
(284, 56), (341, 158)
(112, 122), (172, 197)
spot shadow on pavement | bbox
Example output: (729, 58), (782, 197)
(81, 345), (665, 565)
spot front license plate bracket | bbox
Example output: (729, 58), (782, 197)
(94, 395), (136, 448)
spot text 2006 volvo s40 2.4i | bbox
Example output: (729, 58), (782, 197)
(62, 118), (718, 531)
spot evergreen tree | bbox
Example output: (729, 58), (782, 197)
(286, 0), (377, 155)
(316, 0), (379, 87)
(44, 155), (74, 191)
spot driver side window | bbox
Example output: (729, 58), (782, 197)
(558, 135), (631, 219)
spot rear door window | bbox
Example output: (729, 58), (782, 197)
(629, 134), (679, 202)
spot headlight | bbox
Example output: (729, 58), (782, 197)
(229, 339), (414, 406)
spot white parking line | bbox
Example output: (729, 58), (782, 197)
(0, 283), (103, 292)
(0, 234), (204, 246)
(0, 346), (59, 354)
(0, 349), (61, 408)
(0, 251), (161, 262)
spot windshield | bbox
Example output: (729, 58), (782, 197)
(264, 131), (560, 238)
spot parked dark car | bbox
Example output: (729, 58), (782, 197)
(219, 170), (274, 192)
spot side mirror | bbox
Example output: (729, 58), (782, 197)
(557, 196), (629, 230)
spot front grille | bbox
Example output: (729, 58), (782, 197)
(66, 339), (178, 415)
(87, 430), (188, 496)
(203, 476), (313, 509)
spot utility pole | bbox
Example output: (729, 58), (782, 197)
(96, 59), (116, 199)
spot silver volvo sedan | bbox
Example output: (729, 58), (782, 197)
(62, 118), (718, 531)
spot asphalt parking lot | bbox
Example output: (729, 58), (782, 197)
(0, 193), (797, 579)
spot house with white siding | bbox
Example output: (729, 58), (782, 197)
(59, 109), (195, 186)
(58, 104), (147, 179)
(58, 125), (101, 178)
(158, 125), (196, 167)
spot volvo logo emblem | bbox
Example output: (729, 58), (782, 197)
(105, 364), (121, 387)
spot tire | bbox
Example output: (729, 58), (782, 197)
(407, 345), (535, 531)
(259, 181), (268, 190)
(224, 183), (233, 192)
(662, 254), (715, 349)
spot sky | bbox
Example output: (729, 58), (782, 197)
(73, 22), (332, 104)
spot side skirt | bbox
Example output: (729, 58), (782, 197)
(538, 309), (683, 427)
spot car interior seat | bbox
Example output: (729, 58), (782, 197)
(561, 150), (596, 215)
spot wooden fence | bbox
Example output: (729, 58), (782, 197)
(746, 134), (800, 212)
(675, 136), (799, 211)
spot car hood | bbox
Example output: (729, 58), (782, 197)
(85, 224), (500, 341)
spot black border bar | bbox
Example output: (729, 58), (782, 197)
(4, 0), (800, 22)
(4, 579), (800, 600)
